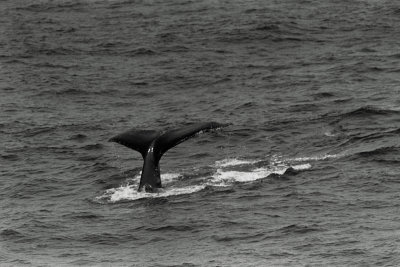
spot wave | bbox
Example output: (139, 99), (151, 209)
(67, 134), (88, 141)
(35, 87), (119, 97)
(327, 106), (400, 123)
(62, 212), (103, 220)
(16, 1), (87, 12)
(0, 229), (25, 239)
(344, 106), (400, 117)
(278, 224), (322, 234)
(81, 144), (104, 151)
(0, 229), (30, 242)
(25, 47), (82, 56)
(312, 105), (400, 127)
(31, 62), (78, 70)
(1, 153), (19, 161)
(312, 92), (335, 99)
(339, 128), (399, 148)
(124, 47), (157, 56)
(354, 146), (399, 158)
(22, 126), (54, 138)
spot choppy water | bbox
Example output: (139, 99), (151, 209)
(1, 0), (400, 266)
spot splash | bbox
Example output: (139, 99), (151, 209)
(212, 162), (312, 184)
(100, 184), (206, 202)
(96, 172), (186, 202)
(97, 157), (316, 203)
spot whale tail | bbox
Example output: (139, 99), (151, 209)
(109, 122), (227, 192)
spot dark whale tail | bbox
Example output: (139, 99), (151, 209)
(109, 122), (227, 192)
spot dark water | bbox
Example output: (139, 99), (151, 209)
(1, 0), (400, 266)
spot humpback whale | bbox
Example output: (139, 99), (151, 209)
(109, 122), (227, 192)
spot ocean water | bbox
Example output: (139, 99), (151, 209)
(1, 0), (400, 266)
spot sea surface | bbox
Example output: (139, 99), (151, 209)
(1, 0), (400, 266)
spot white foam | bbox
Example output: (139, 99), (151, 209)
(212, 165), (290, 183)
(324, 131), (337, 137)
(130, 172), (181, 183)
(290, 154), (341, 162)
(215, 158), (257, 167)
(213, 170), (264, 183)
(108, 185), (136, 202)
(99, 184), (206, 202)
(160, 173), (181, 183)
(98, 156), (315, 202)
(94, 172), (187, 202)
(292, 163), (312, 170)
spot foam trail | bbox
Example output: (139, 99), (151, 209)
(131, 172), (181, 184)
(213, 168), (280, 183)
(215, 158), (257, 167)
(290, 154), (342, 162)
(102, 184), (206, 202)
(211, 163), (312, 184)
(96, 172), (186, 202)
(292, 163), (312, 170)
(98, 156), (315, 203)
(160, 173), (181, 183)
(324, 131), (337, 137)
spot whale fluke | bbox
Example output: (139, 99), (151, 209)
(109, 122), (227, 192)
